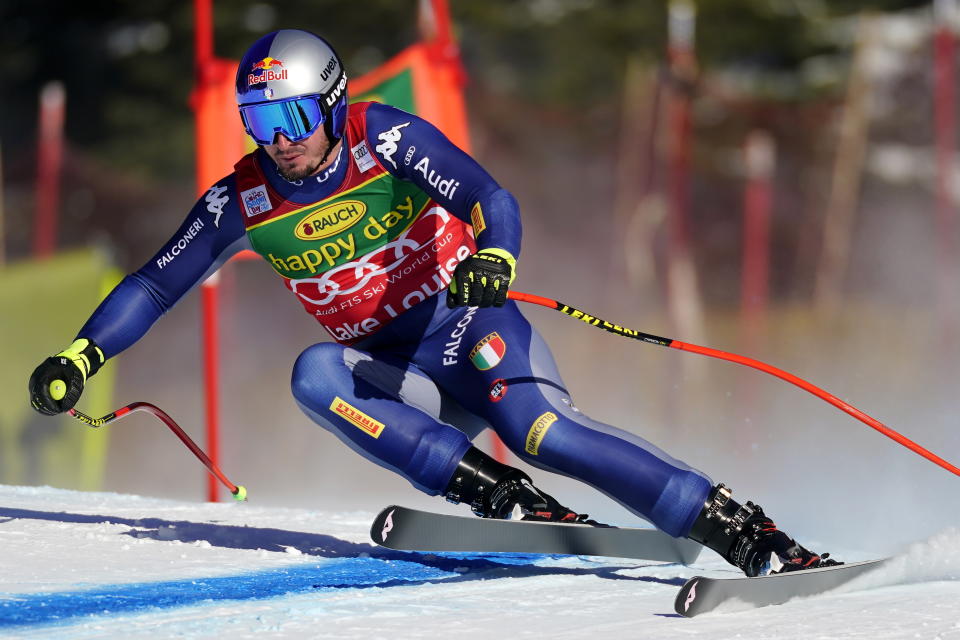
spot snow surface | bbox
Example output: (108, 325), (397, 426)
(2, 484), (959, 639)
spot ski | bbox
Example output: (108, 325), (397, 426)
(674, 558), (889, 617)
(370, 505), (702, 564)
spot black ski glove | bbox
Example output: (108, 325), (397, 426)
(28, 338), (105, 415)
(447, 249), (517, 308)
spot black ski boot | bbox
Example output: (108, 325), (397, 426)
(687, 484), (841, 577)
(443, 447), (593, 523)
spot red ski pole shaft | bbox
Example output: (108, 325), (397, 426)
(507, 290), (960, 478)
(67, 402), (248, 500)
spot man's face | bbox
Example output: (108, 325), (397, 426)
(262, 125), (336, 182)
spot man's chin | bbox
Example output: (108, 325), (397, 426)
(277, 161), (318, 182)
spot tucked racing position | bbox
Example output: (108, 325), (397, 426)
(28, 29), (837, 577)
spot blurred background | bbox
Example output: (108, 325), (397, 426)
(1, 0), (957, 554)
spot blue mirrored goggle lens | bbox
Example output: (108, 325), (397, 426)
(241, 97), (325, 145)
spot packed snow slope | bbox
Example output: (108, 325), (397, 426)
(2, 485), (959, 639)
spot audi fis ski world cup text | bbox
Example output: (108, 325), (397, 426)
(319, 242), (472, 342)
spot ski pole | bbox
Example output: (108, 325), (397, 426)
(507, 290), (960, 478)
(65, 401), (248, 501)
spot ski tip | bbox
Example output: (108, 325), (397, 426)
(674, 576), (705, 617)
(370, 505), (401, 545)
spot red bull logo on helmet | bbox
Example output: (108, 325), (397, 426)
(252, 56), (284, 70)
(248, 57), (288, 85)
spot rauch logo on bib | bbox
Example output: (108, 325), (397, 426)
(295, 200), (367, 240)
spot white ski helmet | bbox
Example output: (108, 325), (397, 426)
(236, 29), (348, 147)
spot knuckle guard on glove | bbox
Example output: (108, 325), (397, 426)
(27, 338), (105, 415)
(29, 357), (84, 415)
(447, 250), (515, 309)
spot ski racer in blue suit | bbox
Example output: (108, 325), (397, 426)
(28, 29), (837, 577)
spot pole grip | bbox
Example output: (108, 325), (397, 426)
(49, 380), (66, 401)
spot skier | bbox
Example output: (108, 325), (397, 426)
(28, 29), (836, 577)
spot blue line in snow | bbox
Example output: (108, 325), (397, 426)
(0, 557), (456, 629)
(0, 552), (568, 630)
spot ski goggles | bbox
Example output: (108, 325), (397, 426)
(240, 95), (325, 145)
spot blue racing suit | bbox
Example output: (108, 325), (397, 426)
(76, 102), (712, 537)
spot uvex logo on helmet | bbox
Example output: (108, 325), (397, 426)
(325, 72), (347, 107)
(320, 56), (338, 81)
(248, 57), (288, 85)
